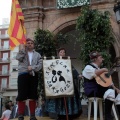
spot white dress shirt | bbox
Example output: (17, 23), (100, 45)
(82, 63), (99, 80)
(28, 52), (33, 65)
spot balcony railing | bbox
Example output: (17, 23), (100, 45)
(0, 58), (11, 63)
(0, 84), (9, 92)
(0, 46), (10, 51)
(0, 24), (9, 29)
(0, 34), (9, 39)
(0, 88), (8, 93)
(0, 71), (10, 76)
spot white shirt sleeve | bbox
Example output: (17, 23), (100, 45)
(82, 65), (96, 80)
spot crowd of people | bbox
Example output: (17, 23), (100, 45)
(0, 100), (44, 120)
(1, 38), (120, 120)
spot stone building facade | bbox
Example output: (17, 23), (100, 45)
(19, 0), (120, 87)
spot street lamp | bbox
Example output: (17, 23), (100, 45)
(114, 2), (120, 24)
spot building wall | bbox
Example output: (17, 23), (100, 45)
(0, 26), (18, 100)
(20, 0), (118, 35)
(0, 27), (10, 92)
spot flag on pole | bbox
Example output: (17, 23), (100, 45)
(8, 0), (26, 50)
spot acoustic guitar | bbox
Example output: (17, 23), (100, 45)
(95, 68), (116, 87)
(96, 57), (120, 87)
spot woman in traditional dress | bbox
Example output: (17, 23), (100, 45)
(45, 48), (82, 120)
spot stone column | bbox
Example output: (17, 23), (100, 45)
(19, 0), (44, 39)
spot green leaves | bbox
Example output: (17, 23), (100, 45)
(34, 29), (69, 57)
(34, 29), (56, 57)
(56, 33), (69, 47)
(76, 5), (114, 67)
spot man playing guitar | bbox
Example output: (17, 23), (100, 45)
(82, 51), (120, 120)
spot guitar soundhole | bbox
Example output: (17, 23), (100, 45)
(105, 73), (109, 78)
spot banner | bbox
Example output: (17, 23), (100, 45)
(43, 59), (74, 98)
(57, 0), (90, 9)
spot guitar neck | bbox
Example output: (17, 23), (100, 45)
(105, 70), (115, 77)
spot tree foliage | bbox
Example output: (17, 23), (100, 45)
(34, 29), (56, 57)
(76, 6), (114, 67)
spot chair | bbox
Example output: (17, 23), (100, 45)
(112, 103), (118, 120)
(88, 97), (118, 120)
(88, 97), (103, 120)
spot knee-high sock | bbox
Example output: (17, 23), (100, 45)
(29, 100), (36, 116)
(18, 101), (25, 115)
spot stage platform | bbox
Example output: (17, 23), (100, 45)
(10, 116), (101, 120)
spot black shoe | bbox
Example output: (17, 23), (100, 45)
(56, 117), (61, 120)
(56, 117), (66, 120)
(18, 115), (24, 120)
(118, 116), (120, 120)
(30, 116), (37, 120)
(105, 114), (114, 120)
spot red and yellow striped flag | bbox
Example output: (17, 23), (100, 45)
(8, 0), (26, 50)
